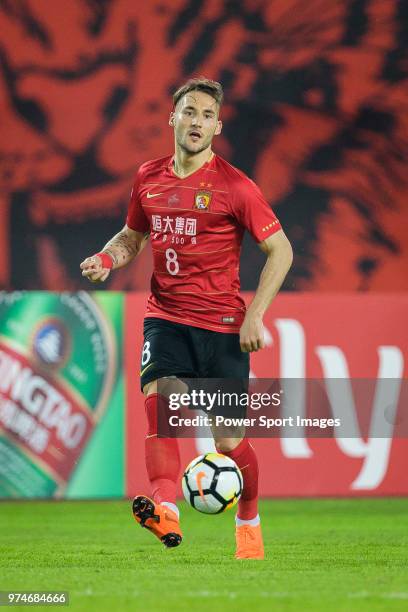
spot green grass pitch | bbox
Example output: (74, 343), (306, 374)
(1, 498), (407, 611)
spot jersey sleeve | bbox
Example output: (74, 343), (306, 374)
(231, 177), (282, 242)
(126, 167), (150, 233)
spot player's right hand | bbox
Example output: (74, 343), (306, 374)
(80, 255), (111, 283)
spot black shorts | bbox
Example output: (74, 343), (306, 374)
(140, 317), (249, 390)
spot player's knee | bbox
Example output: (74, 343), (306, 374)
(215, 437), (243, 453)
(143, 380), (158, 396)
(143, 377), (188, 397)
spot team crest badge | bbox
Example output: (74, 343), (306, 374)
(194, 190), (212, 210)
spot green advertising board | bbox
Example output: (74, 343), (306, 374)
(0, 291), (124, 499)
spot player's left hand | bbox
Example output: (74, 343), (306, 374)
(80, 255), (111, 283)
(239, 313), (265, 352)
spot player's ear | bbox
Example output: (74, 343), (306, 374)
(169, 112), (175, 127)
(215, 119), (222, 136)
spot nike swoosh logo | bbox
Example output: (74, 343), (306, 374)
(163, 511), (178, 523)
(140, 363), (155, 377)
(196, 471), (208, 506)
(146, 192), (164, 199)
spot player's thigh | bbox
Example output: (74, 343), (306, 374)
(140, 318), (197, 393)
(204, 332), (249, 443)
(204, 330), (249, 412)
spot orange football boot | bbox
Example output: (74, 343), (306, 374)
(235, 523), (265, 559)
(132, 495), (182, 548)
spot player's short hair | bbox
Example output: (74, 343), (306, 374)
(172, 77), (224, 109)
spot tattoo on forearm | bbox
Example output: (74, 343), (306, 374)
(103, 232), (139, 266)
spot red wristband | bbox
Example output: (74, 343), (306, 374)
(95, 252), (113, 269)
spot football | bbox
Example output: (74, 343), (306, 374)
(182, 453), (243, 514)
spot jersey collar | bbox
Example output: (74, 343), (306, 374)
(166, 152), (215, 180)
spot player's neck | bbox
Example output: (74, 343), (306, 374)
(173, 147), (214, 179)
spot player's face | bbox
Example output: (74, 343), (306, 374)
(170, 91), (222, 155)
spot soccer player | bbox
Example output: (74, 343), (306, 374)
(80, 78), (293, 559)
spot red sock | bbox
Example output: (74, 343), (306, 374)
(222, 438), (259, 520)
(144, 394), (180, 505)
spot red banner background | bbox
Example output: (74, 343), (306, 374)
(1, 0), (407, 292)
(125, 293), (408, 497)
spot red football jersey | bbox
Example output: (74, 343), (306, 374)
(126, 154), (282, 333)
